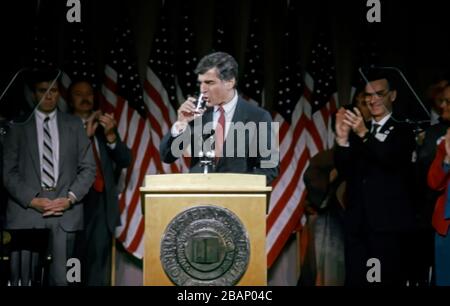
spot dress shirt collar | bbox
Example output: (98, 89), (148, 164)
(371, 112), (391, 129)
(214, 90), (238, 114)
(35, 109), (57, 121)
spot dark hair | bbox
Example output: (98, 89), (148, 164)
(66, 78), (99, 112)
(363, 68), (397, 91)
(67, 79), (94, 98)
(194, 52), (238, 87)
(26, 68), (61, 91)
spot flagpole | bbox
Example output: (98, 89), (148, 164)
(36, 0), (41, 17)
(111, 236), (116, 286)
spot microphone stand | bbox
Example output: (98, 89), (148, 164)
(358, 66), (431, 135)
(199, 129), (215, 174)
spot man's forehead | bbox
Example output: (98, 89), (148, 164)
(35, 81), (59, 89)
(198, 68), (219, 80)
(365, 79), (388, 92)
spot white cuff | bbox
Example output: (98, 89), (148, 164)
(171, 121), (188, 137)
(68, 191), (78, 203)
(337, 141), (350, 147)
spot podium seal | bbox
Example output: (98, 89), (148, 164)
(160, 205), (250, 286)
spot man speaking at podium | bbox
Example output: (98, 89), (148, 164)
(160, 52), (278, 185)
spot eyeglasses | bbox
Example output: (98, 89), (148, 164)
(438, 98), (450, 105)
(364, 89), (390, 101)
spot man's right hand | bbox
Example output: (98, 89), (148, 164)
(86, 110), (102, 137)
(335, 107), (351, 146)
(177, 97), (205, 124)
(30, 198), (53, 213)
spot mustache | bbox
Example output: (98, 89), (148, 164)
(80, 99), (93, 105)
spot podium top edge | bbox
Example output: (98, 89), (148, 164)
(141, 173), (271, 192)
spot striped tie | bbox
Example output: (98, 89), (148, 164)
(42, 116), (55, 188)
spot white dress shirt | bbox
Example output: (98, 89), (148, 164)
(370, 112), (392, 133)
(35, 109), (59, 187)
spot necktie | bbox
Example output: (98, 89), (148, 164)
(91, 138), (105, 192)
(42, 117), (55, 188)
(371, 123), (380, 135)
(215, 106), (225, 161)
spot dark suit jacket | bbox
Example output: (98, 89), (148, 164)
(160, 97), (279, 185)
(0, 119), (9, 227)
(93, 129), (132, 232)
(3, 111), (96, 231)
(335, 118), (417, 233)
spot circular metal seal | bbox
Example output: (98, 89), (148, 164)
(160, 205), (250, 286)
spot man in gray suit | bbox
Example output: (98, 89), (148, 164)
(68, 79), (132, 286)
(2, 70), (96, 285)
(160, 52), (278, 185)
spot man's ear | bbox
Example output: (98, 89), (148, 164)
(226, 78), (236, 90)
(32, 92), (38, 103)
(390, 90), (397, 102)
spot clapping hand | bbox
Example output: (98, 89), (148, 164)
(335, 107), (351, 146)
(343, 107), (369, 138)
(85, 110), (102, 137)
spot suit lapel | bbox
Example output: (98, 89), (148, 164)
(217, 98), (248, 165)
(57, 112), (67, 178)
(230, 98), (248, 125)
(378, 118), (394, 134)
(25, 115), (41, 179)
(203, 107), (214, 127)
(95, 132), (107, 171)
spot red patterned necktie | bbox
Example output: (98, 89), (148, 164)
(91, 138), (105, 192)
(215, 106), (225, 162)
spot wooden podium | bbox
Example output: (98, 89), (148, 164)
(141, 173), (271, 286)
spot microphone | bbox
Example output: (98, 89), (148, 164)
(358, 66), (430, 132)
(202, 128), (215, 141)
(0, 68), (30, 103)
(370, 66), (430, 118)
(14, 68), (62, 125)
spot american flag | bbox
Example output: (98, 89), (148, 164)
(350, 25), (380, 100)
(29, 25), (55, 70)
(145, 0), (186, 175)
(211, 0), (233, 54)
(27, 1), (58, 70)
(240, 2), (264, 106)
(25, 23), (57, 112)
(266, 2), (308, 268)
(60, 24), (97, 112)
(176, 2), (199, 99)
(303, 30), (338, 156)
(101, 19), (151, 258)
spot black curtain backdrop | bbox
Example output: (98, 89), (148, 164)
(0, 0), (449, 117)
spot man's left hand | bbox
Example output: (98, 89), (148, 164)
(99, 113), (117, 143)
(42, 198), (71, 217)
(343, 107), (368, 138)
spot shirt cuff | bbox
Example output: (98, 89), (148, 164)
(171, 121), (188, 137)
(336, 140), (350, 147)
(68, 191), (78, 203)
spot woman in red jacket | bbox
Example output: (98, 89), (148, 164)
(427, 128), (450, 286)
